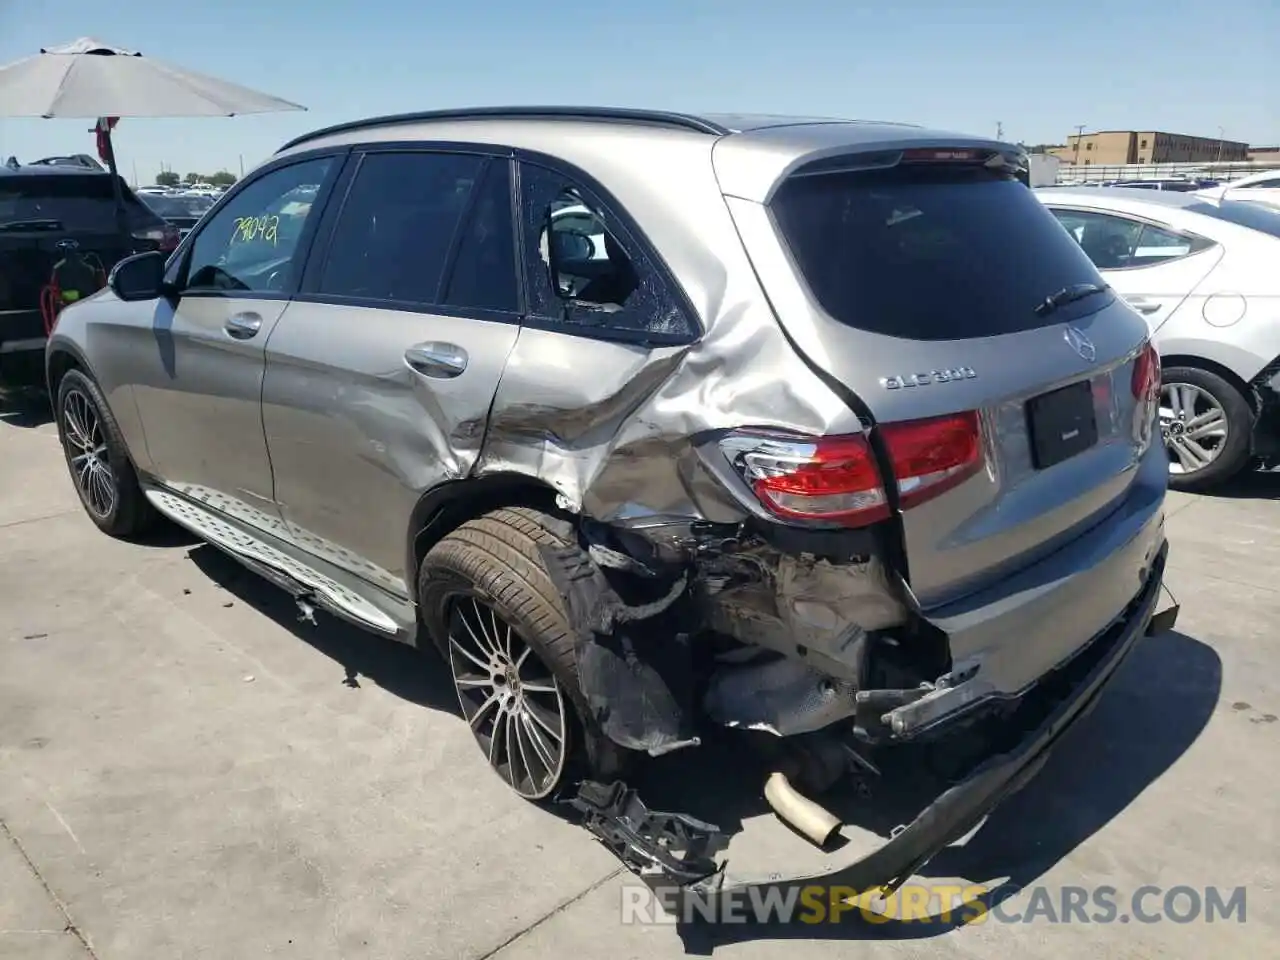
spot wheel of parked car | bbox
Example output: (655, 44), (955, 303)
(1160, 366), (1254, 492)
(417, 507), (611, 801)
(55, 369), (157, 537)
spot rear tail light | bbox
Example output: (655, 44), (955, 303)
(1131, 341), (1160, 401)
(132, 225), (180, 252)
(1131, 341), (1161, 450)
(720, 412), (983, 528)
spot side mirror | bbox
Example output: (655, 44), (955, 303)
(109, 251), (169, 302)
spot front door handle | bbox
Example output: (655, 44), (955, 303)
(225, 312), (263, 339)
(404, 342), (468, 379)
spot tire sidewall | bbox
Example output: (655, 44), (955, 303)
(56, 370), (132, 533)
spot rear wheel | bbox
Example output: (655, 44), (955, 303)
(1160, 365), (1253, 492)
(55, 369), (157, 537)
(418, 507), (609, 800)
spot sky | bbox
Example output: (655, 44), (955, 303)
(1, 0), (1276, 186)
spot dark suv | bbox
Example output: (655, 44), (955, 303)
(0, 165), (177, 384)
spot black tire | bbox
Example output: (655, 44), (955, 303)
(1161, 365), (1253, 493)
(417, 507), (624, 798)
(55, 368), (158, 537)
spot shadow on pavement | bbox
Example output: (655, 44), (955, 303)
(0, 385), (54, 429)
(1198, 467), (1280, 501)
(187, 543), (458, 712)
(673, 629), (1220, 951)
(176, 542), (1221, 949)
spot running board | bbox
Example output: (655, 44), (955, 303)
(144, 487), (407, 638)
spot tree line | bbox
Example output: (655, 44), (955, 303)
(154, 170), (238, 188)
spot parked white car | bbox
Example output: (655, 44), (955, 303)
(1036, 187), (1280, 490)
(1201, 169), (1280, 209)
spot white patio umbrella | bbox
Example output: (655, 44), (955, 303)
(0, 37), (305, 238)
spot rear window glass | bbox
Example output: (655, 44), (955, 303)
(771, 165), (1110, 340)
(141, 193), (213, 219)
(1187, 200), (1280, 239)
(0, 174), (152, 230)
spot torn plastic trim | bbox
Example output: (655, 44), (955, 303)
(572, 542), (1167, 904)
(540, 537), (704, 757)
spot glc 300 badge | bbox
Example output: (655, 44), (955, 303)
(879, 368), (977, 390)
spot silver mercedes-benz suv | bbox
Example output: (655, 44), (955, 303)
(46, 107), (1174, 899)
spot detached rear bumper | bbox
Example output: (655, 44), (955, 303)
(576, 540), (1171, 906)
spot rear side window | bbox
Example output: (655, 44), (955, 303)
(518, 162), (697, 341)
(1050, 209), (1214, 269)
(0, 174), (152, 231)
(770, 165), (1109, 340)
(319, 151), (483, 304)
(1187, 200), (1280, 239)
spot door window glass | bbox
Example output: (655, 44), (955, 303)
(519, 162), (696, 339)
(184, 157), (332, 293)
(318, 151), (483, 305)
(1050, 208), (1214, 269)
(441, 160), (519, 312)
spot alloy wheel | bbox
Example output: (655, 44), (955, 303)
(61, 388), (116, 518)
(446, 595), (569, 799)
(1160, 382), (1229, 476)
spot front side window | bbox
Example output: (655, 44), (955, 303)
(318, 151), (484, 305)
(184, 157), (333, 293)
(518, 162), (696, 340)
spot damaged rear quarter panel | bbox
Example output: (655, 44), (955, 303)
(474, 148), (910, 669)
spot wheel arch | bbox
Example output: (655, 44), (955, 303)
(1160, 353), (1260, 414)
(405, 473), (568, 591)
(45, 339), (95, 396)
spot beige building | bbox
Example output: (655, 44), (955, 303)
(1050, 130), (1249, 166)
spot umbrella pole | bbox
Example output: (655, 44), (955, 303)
(100, 126), (131, 252)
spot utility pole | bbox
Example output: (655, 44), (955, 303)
(1073, 124), (1086, 167)
(239, 154), (244, 178)
(996, 121), (1004, 141)
(1216, 126), (1225, 164)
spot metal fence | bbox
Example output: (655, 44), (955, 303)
(1053, 159), (1280, 184)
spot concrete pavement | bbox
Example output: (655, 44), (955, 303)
(2, 389), (1277, 959)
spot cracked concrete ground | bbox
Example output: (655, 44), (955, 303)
(2, 389), (1277, 959)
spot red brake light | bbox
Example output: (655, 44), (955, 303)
(1131, 342), (1161, 401)
(881, 412), (983, 509)
(720, 412), (984, 528)
(900, 148), (990, 164)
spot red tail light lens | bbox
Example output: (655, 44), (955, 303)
(725, 433), (890, 526)
(720, 412), (984, 528)
(1131, 341), (1160, 401)
(881, 412), (984, 508)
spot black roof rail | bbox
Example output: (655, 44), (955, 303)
(276, 106), (733, 153)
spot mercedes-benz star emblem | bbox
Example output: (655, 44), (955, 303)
(1064, 327), (1096, 362)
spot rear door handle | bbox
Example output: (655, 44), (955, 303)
(404, 342), (468, 379)
(224, 312), (263, 339)
(1125, 298), (1161, 315)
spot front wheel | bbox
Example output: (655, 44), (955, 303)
(1160, 366), (1253, 492)
(55, 369), (157, 537)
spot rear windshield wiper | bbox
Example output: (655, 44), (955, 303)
(1034, 282), (1109, 317)
(0, 218), (65, 232)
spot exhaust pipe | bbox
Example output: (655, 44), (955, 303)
(764, 771), (842, 847)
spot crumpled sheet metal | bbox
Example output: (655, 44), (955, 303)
(473, 153), (862, 526)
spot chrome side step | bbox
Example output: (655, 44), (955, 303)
(144, 486), (410, 639)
